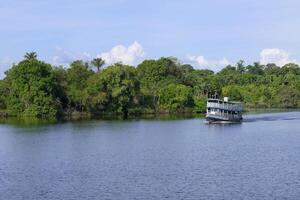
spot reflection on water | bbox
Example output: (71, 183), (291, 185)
(0, 113), (205, 127)
(0, 110), (298, 127)
(0, 117), (58, 127)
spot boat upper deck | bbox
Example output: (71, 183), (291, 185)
(207, 98), (242, 111)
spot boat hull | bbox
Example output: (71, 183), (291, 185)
(206, 114), (242, 123)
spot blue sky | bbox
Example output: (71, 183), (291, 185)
(1, 0), (300, 75)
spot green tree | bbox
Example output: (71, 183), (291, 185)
(277, 85), (299, 108)
(85, 74), (109, 112)
(264, 63), (280, 75)
(52, 66), (69, 109)
(66, 60), (94, 111)
(5, 56), (60, 117)
(158, 84), (193, 111)
(219, 65), (236, 75)
(281, 63), (300, 75)
(0, 80), (7, 110)
(222, 85), (243, 101)
(137, 57), (185, 109)
(236, 60), (245, 74)
(246, 62), (264, 75)
(91, 58), (105, 72)
(24, 52), (37, 60)
(98, 64), (140, 117)
(193, 95), (207, 113)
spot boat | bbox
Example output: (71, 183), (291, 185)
(206, 96), (243, 123)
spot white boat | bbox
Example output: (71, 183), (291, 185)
(206, 97), (243, 123)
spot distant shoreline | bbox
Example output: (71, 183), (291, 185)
(1, 108), (299, 122)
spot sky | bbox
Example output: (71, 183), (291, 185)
(1, 0), (300, 76)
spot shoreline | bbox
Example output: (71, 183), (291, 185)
(0, 108), (299, 123)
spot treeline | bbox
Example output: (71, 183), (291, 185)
(0, 52), (300, 118)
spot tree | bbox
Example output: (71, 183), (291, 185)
(52, 66), (69, 110)
(236, 60), (245, 74)
(158, 84), (194, 111)
(91, 58), (105, 72)
(66, 60), (94, 111)
(137, 57), (185, 109)
(0, 80), (7, 110)
(221, 85), (243, 101)
(281, 63), (300, 75)
(85, 74), (109, 112)
(219, 65), (236, 75)
(277, 85), (299, 108)
(264, 63), (280, 75)
(246, 62), (264, 75)
(24, 52), (37, 60)
(5, 58), (60, 117)
(97, 64), (140, 117)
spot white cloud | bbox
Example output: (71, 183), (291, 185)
(0, 57), (14, 78)
(186, 54), (230, 71)
(98, 41), (145, 65)
(52, 46), (91, 66)
(260, 48), (297, 66)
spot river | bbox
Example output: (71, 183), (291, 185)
(1, 111), (300, 199)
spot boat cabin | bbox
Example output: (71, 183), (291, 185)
(206, 97), (243, 122)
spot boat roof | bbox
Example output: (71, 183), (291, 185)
(207, 98), (242, 104)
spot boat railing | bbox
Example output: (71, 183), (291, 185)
(207, 102), (242, 111)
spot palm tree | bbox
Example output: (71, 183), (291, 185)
(91, 58), (105, 72)
(24, 52), (37, 60)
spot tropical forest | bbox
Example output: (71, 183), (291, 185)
(0, 52), (300, 118)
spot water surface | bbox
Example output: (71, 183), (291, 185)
(1, 112), (300, 199)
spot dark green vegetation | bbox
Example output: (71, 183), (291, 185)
(1, 53), (300, 118)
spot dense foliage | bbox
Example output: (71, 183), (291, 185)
(4, 58), (60, 117)
(1, 53), (300, 118)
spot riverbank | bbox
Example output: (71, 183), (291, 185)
(0, 107), (299, 121)
(1, 108), (299, 127)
